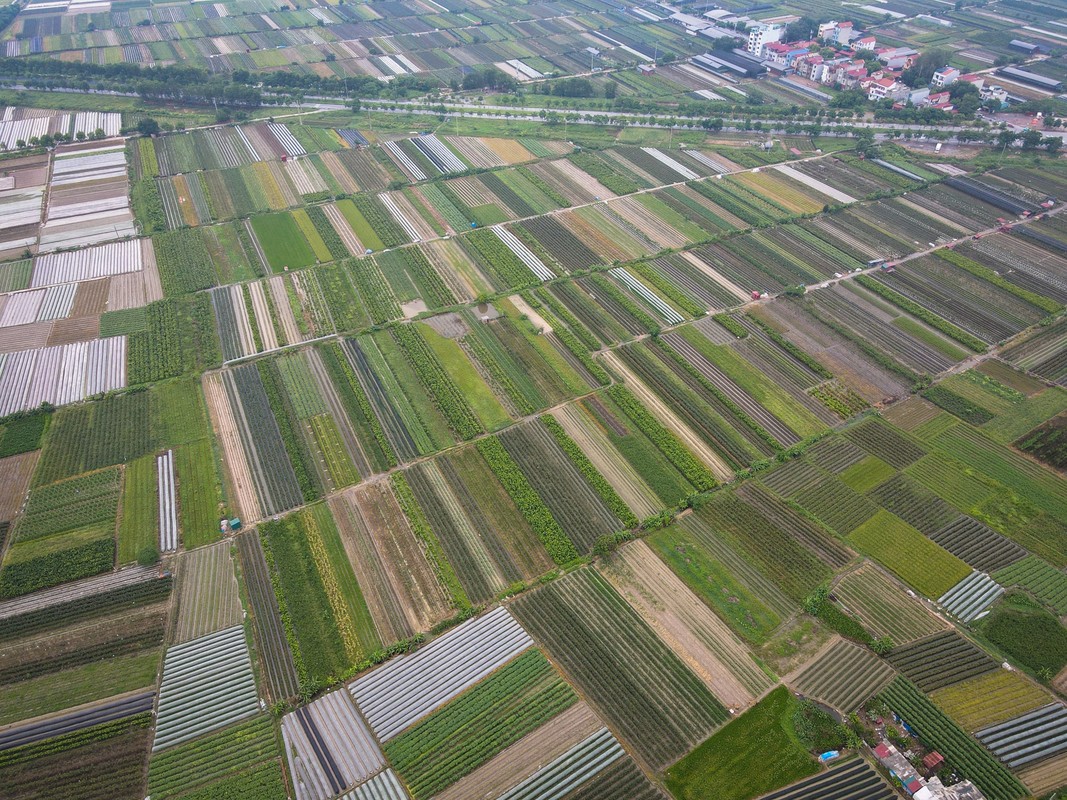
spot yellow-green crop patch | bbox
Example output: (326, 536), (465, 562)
(839, 455), (896, 494)
(848, 510), (971, 599)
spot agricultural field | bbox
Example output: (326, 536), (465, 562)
(664, 686), (819, 800)
(888, 631), (1000, 693)
(510, 568), (728, 771)
(879, 677), (1028, 800)
(930, 669), (1053, 732)
(1, 40), (1067, 799)
(832, 564), (946, 645)
(152, 625), (259, 751)
(599, 540), (776, 709)
(790, 638), (895, 712)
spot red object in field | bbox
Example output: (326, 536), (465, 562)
(999, 225), (1011, 232)
(752, 290), (761, 300)
(281, 154), (288, 163)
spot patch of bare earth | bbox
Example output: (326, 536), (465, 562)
(598, 540), (771, 710)
(328, 482), (451, 643)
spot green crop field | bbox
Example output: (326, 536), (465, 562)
(665, 686), (819, 800)
(848, 510), (970, 599)
(251, 212), (318, 272)
(930, 670), (1052, 731)
(4, 28), (1067, 798)
(385, 649), (576, 798)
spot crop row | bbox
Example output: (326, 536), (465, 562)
(606, 384), (715, 491)
(154, 229), (215, 296)
(18, 467), (121, 541)
(306, 205), (350, 262)
(499, 422), (620, 554)
(385, 648), (577, 799)
(351, 195), (407, 249)
(695, 491), (829, 603)
(320, 343), (396, 471)
(235, 532), (299, 702)
(396, 246), (455, 308)
(256, 361), (320, 502)
(128, 299), (187, 384)
(792, 639), (895, 712)
(392, 324), (483, 441)
(922, 385), (993, 424)
(888, 631), (999, 692)
(0, 608), (163, 685)
(541, 414), (637, 528)
(511, 568), (728, 771)
(462, 228), (535, 290)
(349, 259), (400, 324)
(880, 676), (1027, 800)
(350, 606), (532, 741)
(855, 275), (987, 353)
(476, 436), (577, 564)
(868, 473), (959, 536)
(222, 366), (304, 517)
(568, 152), (641, 196)
(521, 216), (602, 272)
(0, 571), (170, 643)
(0, 536), (115, 599)
(148, 714), (278, 799)
(0, 712), (151, 800)
(994, 555), (1067, 614)
(529, 288), (606, 349)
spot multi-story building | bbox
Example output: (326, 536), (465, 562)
(747, 22), (784, 57)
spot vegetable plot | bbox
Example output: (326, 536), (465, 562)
(156, 449), (178, 553)
(350, 605), (532, 741)
(153, 625), (259, 751)
(281, 690), (385, 800)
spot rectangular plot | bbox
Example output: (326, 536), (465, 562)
(889, 631), (999, 692)
(930, 517), (1026, 575)
(350, 605), (532, 741)
(235, 531), (298, 703)
(791, 639), (896, 712)
(756, 759), (895, 800)
(931, 670), (1054, 732)
(600, 540), (774, 708)
(434, 702), (601, 800)
(157, 449), (177, 553)
(848, 509), (970, 599)
(977, 703), (1067, 770)
(794, 475), (879, 536)
(833, 564), (947, 645)
(510, 569), (728, 771)
(844, 417), (927, 468)
(174, 540), (242, 645)
(282, 689), (385, 800)
(153, 625), (259, 751)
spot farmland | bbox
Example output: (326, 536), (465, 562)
(664, 686), (819, 800)
(880, 677), (1028, 800)
(0, 44), (1066, 800)
(510, 568), (728, 770)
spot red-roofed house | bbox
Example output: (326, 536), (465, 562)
(923, 751), (945, 770)
(932, 65), (960, 88)
(868, 77), (907, 101)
